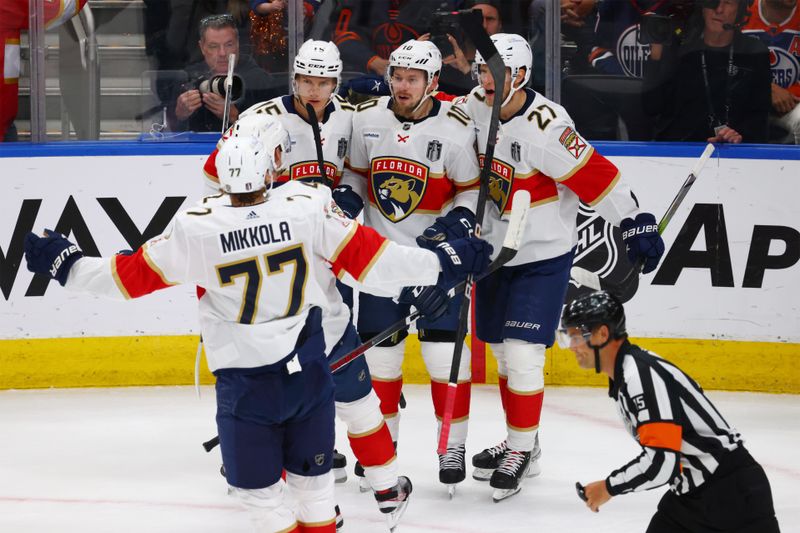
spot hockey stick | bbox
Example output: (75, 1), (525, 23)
(329, 189), (530, 374)
(220, 54), (236, 134)
(570, 143), (715, 297)
(436, 8), (506, 456)
(305, 103), (329, 186)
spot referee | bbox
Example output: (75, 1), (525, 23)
(559, 290), (780, 533)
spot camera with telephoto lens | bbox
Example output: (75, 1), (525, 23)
(184, 74), (244, 101)
(429, 10), (461, 58)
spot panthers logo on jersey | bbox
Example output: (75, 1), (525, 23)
(288, 161), (337, 187)
(479, 155), (514, 213)
(370, 157), (429, 223)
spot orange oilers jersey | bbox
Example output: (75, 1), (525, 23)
(341, 96), (480, 247)
(742, 3), (800, 96)
(65, 182), (440, 372)
(456, 87), (640, 266)
(202, 94), (355, 195)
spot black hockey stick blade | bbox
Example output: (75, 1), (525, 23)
(203, 435), (220, 452)
(575, 482), (588, 502)
(305, 103), (329, 186)
(570, 143), (715, 296)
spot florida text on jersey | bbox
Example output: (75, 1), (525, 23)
(341, 96), (480, 246)
(455, 87), (640, 266)
(203, 95), (355, 194)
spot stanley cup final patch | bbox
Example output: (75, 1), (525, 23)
(559, 127), (587, 159)
(337, 137), (348, 158)
(426, 140), (442, 162)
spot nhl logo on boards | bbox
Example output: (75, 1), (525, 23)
(337, 137), (348, 158)
(511, 141), (521, 163)
(370, 157), (429, 223)
(479, 154), (514, 213)
(426, 140), (442, 162)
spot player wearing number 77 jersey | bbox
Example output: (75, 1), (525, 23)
(454, 33), (665, 502)
(23, 118), (492, 532)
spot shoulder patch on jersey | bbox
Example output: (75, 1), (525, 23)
(370, 157), (429, 223)
(559, 126), (588, 159)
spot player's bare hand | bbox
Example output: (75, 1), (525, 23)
(442, 35), (471, 74)
(707, 126), (742, 144)
(583, 480), (612, 512)
(176, 89), (202, 121)
(771, 83), (798, 115)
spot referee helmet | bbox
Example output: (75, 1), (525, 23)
(560, 291), (627, 340)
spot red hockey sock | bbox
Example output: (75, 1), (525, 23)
(506, 388), (544, 432)
(371, 378), (403, 418)
(430, 379), (472, 422)
(348, 420), (395, 467)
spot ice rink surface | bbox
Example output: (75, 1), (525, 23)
(0, 384), (797, 533)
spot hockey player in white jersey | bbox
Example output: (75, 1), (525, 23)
(198, 41), (412, 520)
(340, 38), (481, 495)
(23, 118), (492, 532)
(455, 33), (665, 502)
(202, 39), (364, 222)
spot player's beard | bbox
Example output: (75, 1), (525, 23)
(393, 92), (427, 118)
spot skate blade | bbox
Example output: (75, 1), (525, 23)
(334, 468), (348, 484)
(386, 499), (410, 532)
(358, 477), (371, 493)
(492, 486), (522, 502)
(472, 467), (494, 482)
(447, 484), (457, 499)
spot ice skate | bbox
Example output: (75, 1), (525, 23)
(438, 444), (466, 499)
(471, 440), (508, 481)
(374, 476), (412, 532)
(333, 449), (348, 483)
(353, 460), (371, 492)
(490, 450), (531, 502)
(473, 434), (542, 482)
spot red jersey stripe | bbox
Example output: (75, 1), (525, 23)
(112, 247), (176, 299)
(558, 150), (621, 206)
(330, 223), (389, 282)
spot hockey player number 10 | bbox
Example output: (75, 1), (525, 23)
(216, 244), (308, 323)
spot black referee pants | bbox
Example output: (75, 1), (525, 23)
(646, 447), (780, 533)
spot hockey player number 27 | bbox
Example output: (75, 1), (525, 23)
(216, 244), (308, 324)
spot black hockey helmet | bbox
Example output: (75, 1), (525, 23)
(561, 290), (627, 340)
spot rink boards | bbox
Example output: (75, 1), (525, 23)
(1, 142), (798, 392)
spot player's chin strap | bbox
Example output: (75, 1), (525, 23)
(501, 76), (524, 108)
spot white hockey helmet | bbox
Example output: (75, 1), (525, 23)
(473, 33), (532, 106)
(293, 39), (343, 98)
(216, 118), (291, 193)
(387, 39), (442, 85)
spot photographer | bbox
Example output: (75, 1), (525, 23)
(170, 14), (276, 133)
(641, 0), (771, 143)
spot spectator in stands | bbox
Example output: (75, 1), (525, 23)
(164, 1), (253, 69)
(169, 14), (277, 133)
(326, 0), (459, 77)
(249, 0), (288, 72)
(529, 0), (596, 91)
(642, 0), (771, 143)
(742, 0), (800, 143)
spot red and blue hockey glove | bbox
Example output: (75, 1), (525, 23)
(24, 229), (84, 286)
(433, 236), (492, 285)
(398, 284), (448, 321)
(416, 207), (476, 249)
(331, 184), (364, 219)
(620, 213), (665, 274)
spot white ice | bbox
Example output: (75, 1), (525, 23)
(0, 385), (797, 533)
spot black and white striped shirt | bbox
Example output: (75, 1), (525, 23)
(605, 341), (743, 496)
